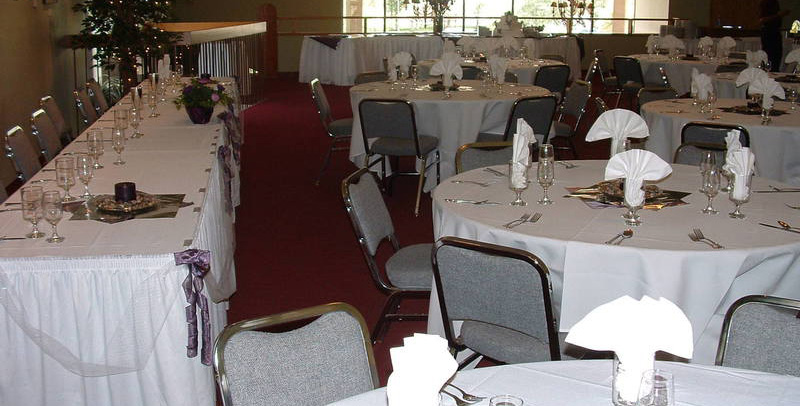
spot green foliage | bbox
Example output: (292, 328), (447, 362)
(173, 79), (234, 110)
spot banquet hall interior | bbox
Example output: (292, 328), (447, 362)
(2, 0), (800, 405)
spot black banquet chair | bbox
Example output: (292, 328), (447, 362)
(673, 122), (750, 166)
(534, 65), (571, 100)
(310, 78), (353, 185)
(477, 95), (558, 143)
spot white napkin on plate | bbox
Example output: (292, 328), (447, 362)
(386, 334), (457, 406)
(691, 68), (713, 100)
(645, 35), (660, 53)
(660, 34), (685, 51)
(585, 109), (650, 157)
(786, 48), (800, 64)
(697, 36), (714, 50)
(393, 51), (413, 76)
(488, 56), (509, 84)
(746, 50), (769, 68)
(510, 130), (530, 188)
(748, 76), (785, 109)
(604, 150), (672, 207)
(500, 34), (519, 50)
(565, 296), (693, 404)
(430, 52), (463, 87)
(735, 67), (769, 87)
(721, 129), (743, 175)
(717, 36), (737, 54)
(726, 147), (756, 200)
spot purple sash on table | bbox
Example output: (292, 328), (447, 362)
(174, 249), (212, 365)
(311, 35), (347, 50)
(217, 145), (234, 214)
(218, 111), (242, 165)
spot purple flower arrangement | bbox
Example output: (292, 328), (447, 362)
(174, 78), (233, 110)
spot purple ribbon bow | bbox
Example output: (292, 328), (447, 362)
(217, 145), (233, 213)
(174, 249), (212, 365)
(218, 111), (242, 164)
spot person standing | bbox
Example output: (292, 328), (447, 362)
(760, 0), (790, 71)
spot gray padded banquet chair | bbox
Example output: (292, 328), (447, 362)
(583, 58), (599, 83)
(4, 126), (43, 182)
(477, 95), (558, 142)
(612, 56), (645, 107)
(74, 88), (99, 129)
(455, 141), (513, 174)
(0, 155), (16, 203)
(30, 109), (64, 162)
(594, 49), (619, 97)
(342, 168), (432, 342)
(310, 78), (353, 185)
(432, 236), (562, 367)
(715, 63), (748, 73)
(715, 295), (800, 377)
(594, 97), (609, 114)
(87, 79), (110, 115)
(358, 99), (439, 217)
(674, 122), (750, 165)
(213, 302), (379, 406)
(637, 87), (679, 111)
(354, 71), (389, 84)
(551, 80), (591, 159)
(504, 71), (519, 84)
(40, 95), (72, 143)
(461, 65), (483, 80)
(533, 65), (571, 100)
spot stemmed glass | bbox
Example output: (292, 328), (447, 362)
(21, 186), (45, 239)
(158, 80), (168, 103)
(705, 93), (718, 119)
(111, 128), (126, 165)
(699, 151), (716, 192)
(729, 173), (752, 219)
(129, 108), (143, 138)
(761, 105), (773, 124)
(42, 191), (65, 243)
(55, 157), (77, 202)
(147, 92), (159, 118)
(508, 161), (528, 206)
(75, 153), (94, 199)
(787, 88), (798, 111)
(701, 167), (720, 214)
(175, 63), (184, 77)
(537, 144), (555, 205)
(86, 129), (104, 169)
(113, 109), (129, 136)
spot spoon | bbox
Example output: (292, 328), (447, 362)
(604, 229), (633, 245)
(778, 220), (800, 231)
(615, 229), (634, 245)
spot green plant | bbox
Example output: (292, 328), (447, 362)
(174, 79), (234, 110)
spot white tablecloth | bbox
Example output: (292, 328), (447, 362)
(459, 36), (581, 81)
(430, 161), (800, 364)
(416, 58), (565, 85)
(328, 360), (800, 406)
(642, 98), (800, 185)
(0, 82), (239, 405)
(348, 80), (550, 191)
(632, 54), (735, 95)
(714, 71), (800, 99)
(299, 36), (445, 86)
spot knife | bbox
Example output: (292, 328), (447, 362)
(753, 190), (800, 193)
(444, 198), (501, 205)
(0, 237), (27, 240)
(758, 223), (800, 234)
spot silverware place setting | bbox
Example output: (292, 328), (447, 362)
(688, 228), (724, 249)
(503, 212), (542, 229)
(440, 389), (479, 406)
(759, 221), (800, 234)
(445, 383), (485, 403)
(483, 167), (506, 177)
(444, 198), (501, 205)
(604, 229), (633, 245)
(450, 180), (497, 187)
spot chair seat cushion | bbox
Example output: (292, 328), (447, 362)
(621, 82), (643, 94)
(386, 243), (433, 290)
(371, 135), (438, 157)
(329, 118), (353, 137)
(460, 320), (554, 364)
(551, 121), (573, 138)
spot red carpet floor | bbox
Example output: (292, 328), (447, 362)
(234, 73), (613, 383)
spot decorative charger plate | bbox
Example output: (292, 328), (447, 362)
(428, 82), (461, 91)
(596, 179), (663, 200)
(719, 105), (788, 116)
(93, 192), (160, 213)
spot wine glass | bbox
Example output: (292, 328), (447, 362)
(55, 156), (77, 202)
(86, 129), (104, 169)
(787, 88), (798, 110)
(175, 63), (184, 77)
(635, 370), (674, 406)
(705, 93), (718, 119)
(113, 109), (129, 134)
(43, 190), (65, 243)
(75, 153), (94, 199)
(729, 173), (752, 219)
(158, 80), (168, 103)
(699, 151), (716, 175)
(129, 108), (143, 138)
(508, 161), (528, 206)
(147, 92), (159, 117)
(21, 186), (45, 239)
(111, 128), (126, 165)
(537, 144), (555, 205)
(702, 167), (720, 214)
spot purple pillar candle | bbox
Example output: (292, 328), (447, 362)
(115, 182), (137, 203)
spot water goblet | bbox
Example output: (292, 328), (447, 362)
(149, 72), (159, 91)
(21, 186), (45, 239)
(147, 92), (159, 117)
(489, 395), (523, 406)
(720, 168), (733, 193)
(158, 80), (168, 103)
(129, 108), (143, 138)
(86, 129), (104, 169)
(113, 109), (129, 133)
(761, 106), (772, 124)
(175, 63), (184, 77)
(111, 128), (126, 165)
(635, 370), (674, 406)
(699, 150), (716, 175)
(409, 65), (418, 86)
(55, 157), (77, 202)
(508, 161), (528, 206)
(705, 93), (718, 119)
(701, 167), (720, 214)
(537, 144), (555, 205)
(43, 191), (65, 243)
(75, 152), (94, 200)
(728, 173), (752, 219)
(787, 88), (798, 110)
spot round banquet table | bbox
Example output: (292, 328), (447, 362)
(713, 71), (800, 99)
(430, 161), (800, 364)
(349, 79), (550, 191)
(631, 54), (741, 95)
(641, 98), (800, 185)
(416, 58), (566, 85)
(326, 360), (800, 406)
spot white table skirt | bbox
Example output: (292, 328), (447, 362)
(460, 36), (581, 81)
(348, 80), (550, 191)
(642, 98), (800, 185)
(429, 161), (800, 364)
(328, 360), (800, 406)
(714, 71), (800, 99)
(0, 81), (239, 405)
(416, 58), (565, 85)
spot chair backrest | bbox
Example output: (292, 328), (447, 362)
(358, 99), (424, 157)
(594, 49), (611, 76)
(560, 80), (591, 121)
(461, 65), (483, 80)
(214, 302), (379, 406)
(716, 295), (800, 376)
(534, 65), (571, 96)
(681, 121), (750, 148)
(74, 88), (98, 126)
(354, 71), (389, 84)
(310, 78), (332, 127)
(656, 66), (671, 88)
(87, 79), (110, 114)
(504, 71), (518, 84)
(540, 54), (565, 63)
(432, 236), (561, 361)
(30, 109), (63, 162)
(502, 95), (558, 142)
(0, 154), (17, 198)
(594, 97), (609, 114)
(673, 143), (725, 165)
(4, 126), (42, 182)
(455, 141), (512, 174)
(613, 56), (645, 87)
(728, 51), (746, 60)
(584, 58), (599, 83)
(637, 87), (679, 110)
(40, 95), (70, 141)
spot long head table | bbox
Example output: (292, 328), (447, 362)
(0, 81), (239, 405)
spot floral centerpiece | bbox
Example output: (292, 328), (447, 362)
(551, 1), (595, 34)
(173, 77), (233, 124)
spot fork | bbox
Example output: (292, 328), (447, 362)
(446, 383), (486, 403)
(503, 213), (531, 229)
(450, 180), (495, 187)
(689, 228), (725, 249)
(526, 212), (543, 224)
(785, 203), (800, 210)
(441, 389), (478, 406)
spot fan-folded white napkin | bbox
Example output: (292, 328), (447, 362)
(697, 36), (714, 50)
(721, 129), (743, 175)
(735, 67), (769, 87)
(565, 296), (693, 403)
(510, 128), (531, 188)
(585, 109), (650, 157)
(500, 34), (519, 50)
(488, 56), (509, 84)
(645, 35), (660, 53)
(786, 48), (800, 64)
(690, 68), (713, 100)
(393, 51), (413, 76)
(748, 76), (785, 109)
(660, 34), (685, 51)
(387, 55), (399, 81)
(746, 50), (769, 68)
(717, 36), (737, 54)
(430, 52), (463, 87)
(157, 54), (171, 77)
(386, 334), (457, 406)
(726, 147), (756, 201)
(443, 39), (456, 54)
(604, 150), (672, 207)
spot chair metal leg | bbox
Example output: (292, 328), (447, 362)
(414, 156), (428, 217)
(371, 290), (430, 344)
(314, 137), (337, 185)
(615, 91), (622, 108)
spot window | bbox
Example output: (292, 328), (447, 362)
(343, 0), (670, 34)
